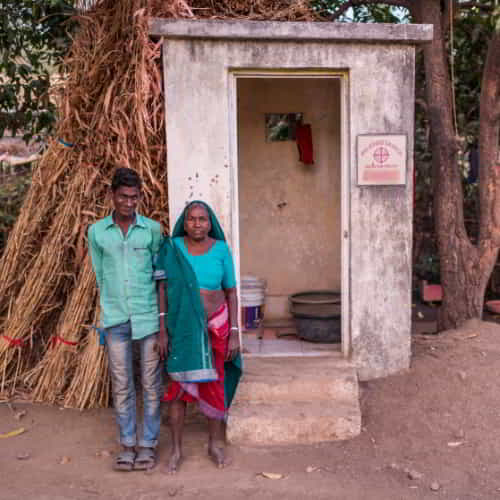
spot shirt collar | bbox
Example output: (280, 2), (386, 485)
(135, 214), (147, 228)
(104, 212), (146, 230)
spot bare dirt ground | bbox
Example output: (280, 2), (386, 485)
(2, 312), (500, 500)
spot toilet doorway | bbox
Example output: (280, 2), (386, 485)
(230, 72), (350, 357)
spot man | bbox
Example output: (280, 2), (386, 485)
(88, 167), (165, 471)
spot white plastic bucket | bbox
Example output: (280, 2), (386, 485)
(241, 275), (266, 329)
(241, 275), (266, 306)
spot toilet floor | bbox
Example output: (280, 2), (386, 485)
(241, 321), (340, 357)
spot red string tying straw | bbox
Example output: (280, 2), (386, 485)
(2, 335), (24, 347)
(50, 336), (78, 348)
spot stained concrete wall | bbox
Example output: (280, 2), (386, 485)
(238, 78), (341, 319)
(157, 20), (431, 380)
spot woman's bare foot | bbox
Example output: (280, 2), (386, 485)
(208, 443), (229, 469)
(164, 449), (182, 474)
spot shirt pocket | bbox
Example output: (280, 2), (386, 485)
(131, 247), (153, 276)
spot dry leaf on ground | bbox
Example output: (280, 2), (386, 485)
(0, 427), (25, 438)
(259, 472), (285, 480)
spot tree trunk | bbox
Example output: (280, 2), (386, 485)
(416, 0), (499, 330)
(476, 29), (500, 316)
(330, 0), (500, 330)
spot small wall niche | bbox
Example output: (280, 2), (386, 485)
(265, 112), (303, 142)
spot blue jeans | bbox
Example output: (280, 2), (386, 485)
(106, 321), (162, 448)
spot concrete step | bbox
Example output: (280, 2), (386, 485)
(227, 399), (361, 445)
(227, 355), (361, 445)
(236, 354), (359, 403)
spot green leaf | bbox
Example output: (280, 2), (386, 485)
(0, 0), (76, 140)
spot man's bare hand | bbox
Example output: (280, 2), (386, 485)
(158, 328), (168, 360)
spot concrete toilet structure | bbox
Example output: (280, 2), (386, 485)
(150, 18), (433, 444)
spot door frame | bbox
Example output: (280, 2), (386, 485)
(228, 69), (351, 358)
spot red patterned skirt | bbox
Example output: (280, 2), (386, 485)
(163, 301), (229, 420)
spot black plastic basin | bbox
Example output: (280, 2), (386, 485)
(289, 290), (341, 343)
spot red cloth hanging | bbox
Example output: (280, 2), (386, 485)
(296, 123), (314, 165)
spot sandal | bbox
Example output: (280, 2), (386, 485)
(114, 449), (136, 472)
(134, 447), (156, 470)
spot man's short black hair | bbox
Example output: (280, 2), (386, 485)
(111, 168), (142, 192)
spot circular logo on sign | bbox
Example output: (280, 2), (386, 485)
(373, 146), (390, 164)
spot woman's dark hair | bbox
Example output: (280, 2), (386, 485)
(111, 168), (142, 192)
(185, 201), (209, 217)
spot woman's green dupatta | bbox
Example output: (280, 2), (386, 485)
(161, 201), (242, 408)
(157, 238), (217, 382)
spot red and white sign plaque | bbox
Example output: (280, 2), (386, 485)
(357, 134), (407, 186)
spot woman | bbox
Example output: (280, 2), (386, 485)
(154, 201), (241, 473)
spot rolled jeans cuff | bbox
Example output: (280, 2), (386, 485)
(138, 438), (158, 449)
(121, 437), (137, 447)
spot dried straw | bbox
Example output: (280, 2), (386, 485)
(0, 168), (100, 388)
(0, 147), (71, 320)
(0, 0), (319, 406)
(64, 303), (111, 409)
(24, 255), (97, 403)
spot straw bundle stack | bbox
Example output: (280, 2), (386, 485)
(25, 256), (98, 403)
(0, 0), (319, 408)
(64, 302), (111, 409)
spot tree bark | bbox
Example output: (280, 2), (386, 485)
(415, 0), (500, 329)
(474, 30), (500, 318)
(479, 32), (500, 245)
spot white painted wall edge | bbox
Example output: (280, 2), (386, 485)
(149, 19), (433, 44)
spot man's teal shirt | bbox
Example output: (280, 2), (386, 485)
(88, 213), (163, 339)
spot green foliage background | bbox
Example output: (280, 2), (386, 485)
(0, 1), (75, 252)
(0, 169), (31, 250)
(0, 0), (75, 141)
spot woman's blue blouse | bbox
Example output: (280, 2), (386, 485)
(172, 237), (236, 291)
